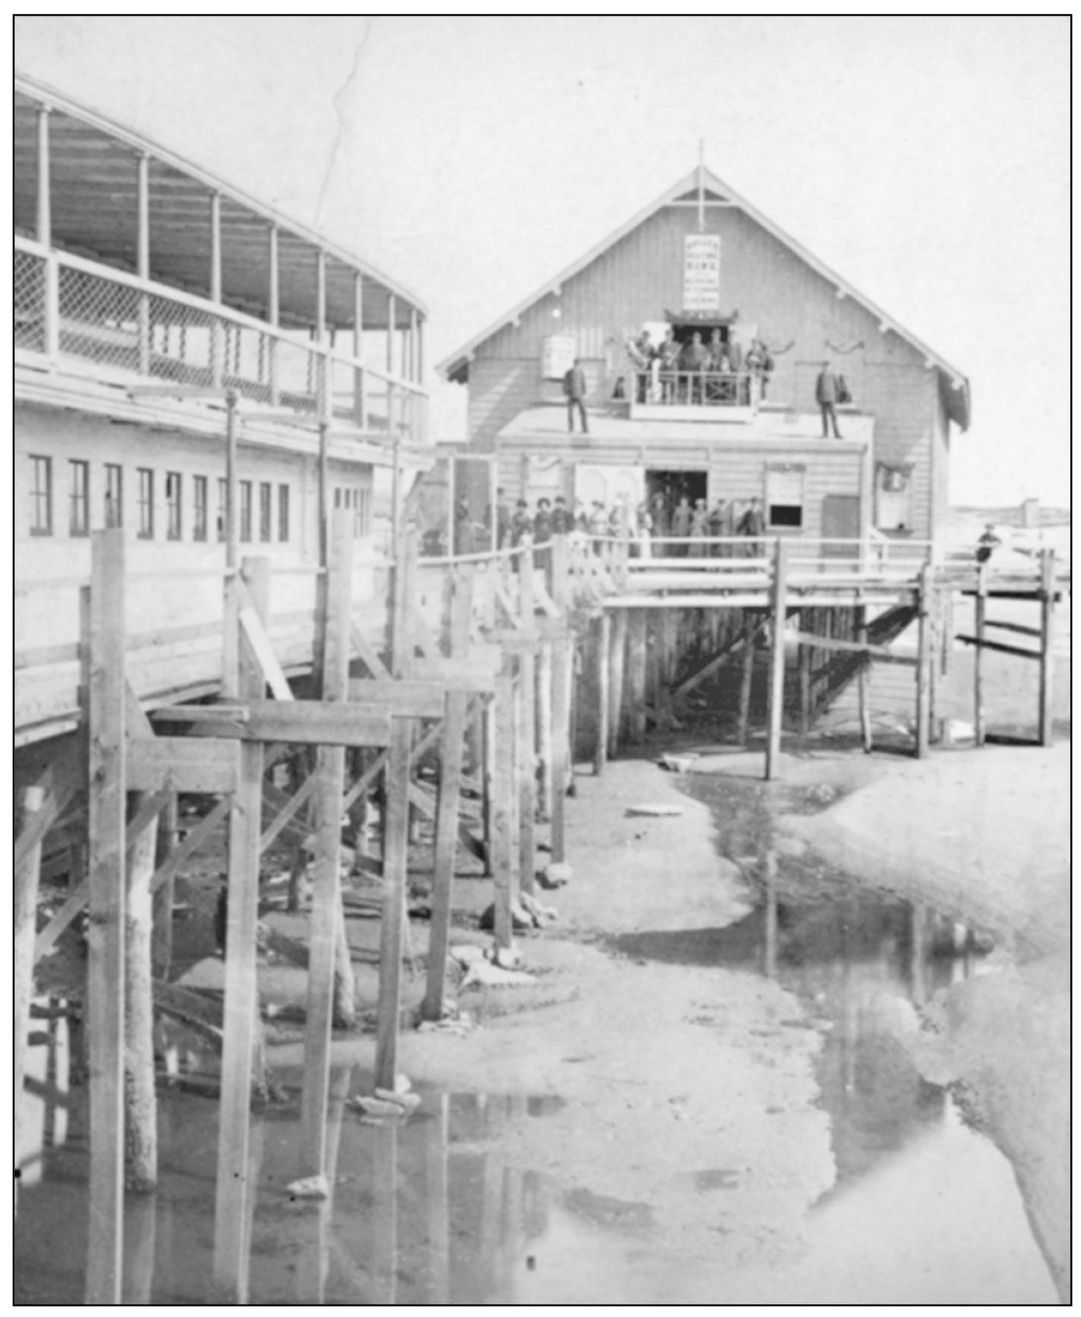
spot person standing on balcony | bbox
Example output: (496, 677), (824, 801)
(563, 359), (589, 434)
(672, 494), (692, 557)
(815, 360), (843, 438)
(511, 499), (532, 547)
(680, 332), (709, 403)
(533, 497), (553, 545)
(658, 328), (680, 403)
(708, 498), (728, 557)
(551, 495), (571, 535)
(737, 497), (767, 556)
(689, 498), (710, 557)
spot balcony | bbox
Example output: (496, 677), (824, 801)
(15, 236), (427, 444)
(627, 369), (759, 422)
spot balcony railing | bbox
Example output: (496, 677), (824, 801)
(631, 369), (766, 408)
(15, 236), (427, 443)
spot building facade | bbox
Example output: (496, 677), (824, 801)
(440, 167), (969, 551)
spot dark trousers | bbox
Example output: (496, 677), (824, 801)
(567, 399), (588, 433)
(820, 402), (842, 438)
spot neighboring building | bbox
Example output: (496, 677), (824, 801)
(15, 73), (429, 744)
(439, 165), (969, 551)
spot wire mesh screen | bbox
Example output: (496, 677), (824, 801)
(15, 249), (47, 352)
(58, 265), (142, 370)
(275, 336), (320, 414)
(148, 292), (217, 386)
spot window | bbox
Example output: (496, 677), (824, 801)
(765, 465), (805, 529)
(193, 475), (208, 542)
(165, 471), (182, 540)
(136, 467), (154, 538)
(239, 480), (252, 542)
(69, 459), (89, 536)
(875, 463), (914, 532)
(30, 455), (52, 535)
(217, 478), (227, 542)
(258, 481), (272, 542)
(105, 463), (123, 528)
(277, 483), (290, 542)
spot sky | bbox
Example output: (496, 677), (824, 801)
(14, 16), (1070, 507)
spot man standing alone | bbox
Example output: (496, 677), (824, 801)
(563, 358), (589, 434)
(815, 359), (843, 438)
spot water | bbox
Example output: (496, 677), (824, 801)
(15, 848), (1058, 1303)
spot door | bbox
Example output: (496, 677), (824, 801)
(821, 494), (862, 559)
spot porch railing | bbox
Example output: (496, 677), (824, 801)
(630, 369), (767, 408)
(15, 236), (427, 442)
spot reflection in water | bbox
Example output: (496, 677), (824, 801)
(17, 996), (71, 1189)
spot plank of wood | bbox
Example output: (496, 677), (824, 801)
(765, 540), (789, 780)
(914, 564), (933, 759)
(516, 647), (537, 894)
(346, 679), (446, 718)
(594, 614), (610, 774)
(1038, 550), (1055, 746)
(125, 793), (160, 1191)
(410, 657), (497, 692)
(955, 634), (1040, 660)
(243, 701), (392, 748)
(983, 618), (1042, 639)
(489, 672), (517, 948)
(374, 718), (413, 1092)
(422, 689), (469, 1021)
(15, 787), (46, 1185)
(260, 775), (317, 854)
(14, 777), (77, 875)
(151, 797), (230, 895)
(237, 593), (293, 699)
(127, 737), (241, 794)
(300, 512), (352, 1177)
(213, 559), (268, 1301)
(350, 625), (392, 680)
(549, 638), (572, 865)
(84, 529), (127, 1304)
(787, 629), (918, 664)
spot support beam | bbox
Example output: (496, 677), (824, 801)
(1038, 550), (1055, 746)
(85, 529), (127, 1305)
(385, 293), (396, 373)
(300, 515), (354, 1177)
(536, 640), (554, 820)
(607, 608), (627, 755)
(36, 104), (51, 245)
(738, 615), (756, 746)
(373, 718), (413, 1093)
(353, 273), (365, 426)
(765, 539), (789, 780)
(14, 786), (46, 1186)
(856, 609), (873, 754)
(914, 562), (933, 759)
(974, 564), (987, 746)
(627, 610), (648, 742)
(490, 671), (517, 949)
(136, 151), (150, 375)
(209, 191), (223, 386)
(125, 792), (160, 1192)
(594, 613), (610, 775)
(151, 795), (179, 979)
(213, 557), (267, 1303)
(516, 646), (537, 894)
(267, 224), (280, 405)
(550, 638), (572, 865)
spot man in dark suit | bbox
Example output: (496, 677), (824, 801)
(815, 360), (843, 437)
(563, 358), (589, 433)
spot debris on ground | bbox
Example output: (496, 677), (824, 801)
(659, 752), (700, 773)
(478, 900), (535, 932)
(625, 803), (684, 818)
(519, 892), (559, 926)
(539, 862), (572, 888)
(286, 1174), (329, 1200)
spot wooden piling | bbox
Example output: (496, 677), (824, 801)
(373, 716), (413, 1093)
(765, 539), (789, 780)
(300, 516), (353, 1176)
(516, 645), (537, 895)
(856, 608), (873, 754)
(797, 611), (812, 735)
(490, 671), (517, 950)
(973, 564), (987, 746)
(213, 557), (268, 1301)
(627, 610), (648, 743)
(550, 638), (572, 865)
(125, 794), (160, 1192)
(737, 613), (756, 746)
(607, 607), (627, 755)
(14, 785), (46, 1182)
(85, 529), (127, 1305)
(151, 794), (178, 979)
(536, 640), (553, 820)
(594, 613), (610, 775)
(1038, 550), (1055, 746)
(914, 562), (933, 759)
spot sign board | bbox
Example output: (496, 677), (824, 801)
(682, 234), (721, 312)
(541, 335), (577, 380)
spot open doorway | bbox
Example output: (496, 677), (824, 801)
(646, 468), (707, 552)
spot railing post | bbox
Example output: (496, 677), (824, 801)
(267, 223), (280, 406)
(914, 561), (933, 759)
(1038, 549), (1056, 746)
(765, 537), (789, 780)
(209, 191), (223, 387)
(973, 563), (987, 746)
(136, 151), (150, 376)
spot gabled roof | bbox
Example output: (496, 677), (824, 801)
(438, 165), (970, 430)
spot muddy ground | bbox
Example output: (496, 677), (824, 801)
(17, 714), (1068, 1304)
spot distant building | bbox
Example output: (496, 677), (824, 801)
(439, 165), (969, 551)
(1020, 498), (1040, 529)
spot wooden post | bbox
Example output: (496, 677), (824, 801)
(914, 562), (933, 759)
(1038, 549), (1055, 746)
(151, 795), (178, 979)
(797, 610), (812, 735)
(517, 643), (537, 895)
(373, 717), (412, 1093)
(491, 671), (517, 950)
(594, 613), (610, 775)
(607, 608), (627, 756)
(212, 556), (267, 1303)
(737, 614), (755, 746)
(550, 638), (572, 865)
(125, 792), (160, 1192)
(222, 390), (240, 698)
(300, 515), (353, 1176)
(481, 696), (495, 877)
(856, 608), (873, 754)
(627, 610), (648, 743)
(84, 530), (127, 1304)
(765, 539), (788, 780)
(536, 640), (553, 821)
(136, 152), (150, 376)
(422, 568), (474, 1022)
(209, 191), (223, 387)
(973, 564), (987, 746)
(14, 785), (46, 1182)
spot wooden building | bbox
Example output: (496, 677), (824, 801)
(15, 73), (429, 746)
(439, 165), (969, 553)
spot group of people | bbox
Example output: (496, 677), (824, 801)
(450, 487), (769, 557)
(626, 326), (775, 406)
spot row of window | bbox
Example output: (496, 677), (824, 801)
(29, 455), (292, 544)
(28, 454), (374, 544)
